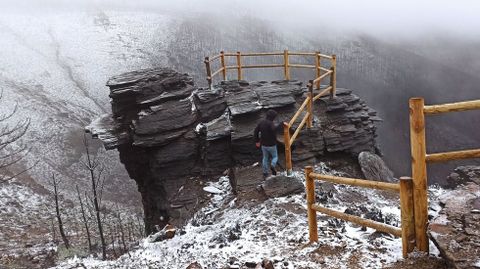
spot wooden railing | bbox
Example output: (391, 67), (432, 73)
(283, 78), (336, 174)
(204, 50), (337, 175)
(409, 98), (480, 252)
(305, 166), (416, 258)
(204, 50), (336, 90)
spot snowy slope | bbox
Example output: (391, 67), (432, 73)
(0, 9), (176, 202)
(55, 167), (444, 269)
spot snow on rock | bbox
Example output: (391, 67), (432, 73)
(203, 186), (223, 194)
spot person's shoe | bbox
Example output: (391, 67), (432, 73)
(270, 166), (277, 176)
(263, 173), (269, 180)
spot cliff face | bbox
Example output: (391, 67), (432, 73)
(87, 68), (381, 233)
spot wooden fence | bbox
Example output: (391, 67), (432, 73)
(305, 97), (480, 258)
(204, 50), (336, 90)
(409, 97), (480, 252)
(204, 50), (337, 174)
(304, 166), (416, 258)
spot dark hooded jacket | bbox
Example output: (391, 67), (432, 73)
(254, 110), (279, 147)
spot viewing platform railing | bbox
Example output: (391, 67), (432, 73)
(204, 50), (337, 174)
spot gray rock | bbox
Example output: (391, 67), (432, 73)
(193, 89), (227, 122)
(261, 175), (304, 198)
(133, 99), (196, 135)
(429, 182), (480, 269)
(186, 262), (203, 269)
(253, 81), (297, 108)
(446, 165), (480, 189)
(85, 114), (129, 150)
(205, 112), (232, 141)
(358, 151), (395, 182)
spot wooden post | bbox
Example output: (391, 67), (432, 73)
(204, 57), (212, 88)
(330, 54), (337, 98)
(284, 50), (290, 80)
(315, 52), (321, 89)
(220, 51), (227, 80)
(283, 122), (292, 175)
(236, 51), (242, 80)
(307, 81), (313, 128)
(400, 176), (416, 258)
(305, 166), (318, 242)
(409, 97), (429, 253)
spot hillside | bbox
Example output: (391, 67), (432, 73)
(0, 4), (479, 268)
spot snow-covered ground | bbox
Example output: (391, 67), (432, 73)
(55, 167), (445, 269)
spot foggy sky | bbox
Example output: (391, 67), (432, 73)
(1, 0), (480, 40)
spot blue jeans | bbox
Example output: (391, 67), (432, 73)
(261, 145), (278, 175)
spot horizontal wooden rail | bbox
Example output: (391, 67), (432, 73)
(290, 112), (310, 144)
(242, 64), (284, 69)
(318, 67), (330, 72)
(318, 53), (334, 59)
(225, 65), (238, 70)
(289, 52), (317, 56)
(210, 68), (225, 78)
(426, 148), (480, 163)
(209, 54), (222, 61)
(313, 86), (332, 101)
(309, 172), (400, 192)
(241, 52), (283, 56)
(424, 99), (480, 115)
(288, 97), (311, 127)
(313, 70), (333, 84)
(289, 64), (316, 69)
(311, 204), (402, 237)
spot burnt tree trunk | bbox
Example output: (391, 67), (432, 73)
(83, 136), (106, 260)
(76, 185), (92, 252)
(52, 174), (70, 249)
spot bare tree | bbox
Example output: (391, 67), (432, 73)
(115, 205), (127, 254)
(0, 90), (31, 182)
(76, 185), (92, 252)
(109, 224), (117, 258)
(50, 217), (57, 244)
(81, 135), (107, 260)
(51, 174), (70, 249)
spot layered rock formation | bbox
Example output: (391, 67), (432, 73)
(87, 67), (381, 233)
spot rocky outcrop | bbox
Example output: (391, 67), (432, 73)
(358, 151), (396, 182)
(446, 165), (480, 189)
(429, 181), (480, 269)
(87, 67), (381, 233)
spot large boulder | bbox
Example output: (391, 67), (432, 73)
(261, 175), (304, 198)
(358, 151), (396, 182)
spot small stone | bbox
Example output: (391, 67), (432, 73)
(186, 262), (203, 269)
(244, 261), (257, 268)
(262, 259), (274, 269)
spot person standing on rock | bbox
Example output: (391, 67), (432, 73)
(254, 109), (279, 179)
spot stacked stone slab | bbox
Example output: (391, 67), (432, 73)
(86, 67), (381, 233)
(319, 89), (381, 155)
